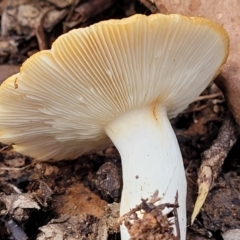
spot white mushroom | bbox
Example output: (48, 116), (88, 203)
(0, 14), (229, 239)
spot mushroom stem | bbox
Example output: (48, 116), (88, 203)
(105, 105), (186, 239)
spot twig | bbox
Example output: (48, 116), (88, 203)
(8, 183), (22, 194)
(35, 7), (54, 50)
(64, 0), (115, 30)
(0, 146), (10, 152)
(0, 163), (35, 171)
(183, 104), (211, 113)
(139, 0), (159, 13)
(191, 113), (237, 224)
(63, 2), (78, 33)
(183, 93), (224, 113)
(194, 93), (222, 102)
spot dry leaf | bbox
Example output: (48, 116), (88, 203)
(0, 193), (40, 212)
(43, 8), (68, 32)
(0, 193), (40, 221)
(37, 224), (64, 240)
(222, 229), (240, 240)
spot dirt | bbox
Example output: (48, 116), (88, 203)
(0, 1), (239, 240)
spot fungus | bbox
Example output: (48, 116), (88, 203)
(0, 14), (229, 239)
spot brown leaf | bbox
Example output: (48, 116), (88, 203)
(151, 0), (240, 124)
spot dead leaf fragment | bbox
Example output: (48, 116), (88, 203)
(31, 180), (53, 207)
(0, 38), (19, 62)
(0, 193), (40, 221)
(0, 193), (40, 211)
(37, 215), (101, 240)
(119, 191), (179, 239)
(43, 8), (68, 32)
(222, 229), (240, 240)
(1, 1), (66, 43)
(37, 224), (64, 240)
(98, 203), (120, 239)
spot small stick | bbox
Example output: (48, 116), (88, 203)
(183, 104), (210, 113)
(0, 146), (10, 152)
(35, 7), (54, 50)
(194, 93), (222, 102)
(0, 163), (34, 171)
(191, 113), (237, 224)
(64, 0), (115, 30)
(139, 0), (159, 13)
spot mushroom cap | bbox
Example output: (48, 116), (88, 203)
(0, 14), (229, 161)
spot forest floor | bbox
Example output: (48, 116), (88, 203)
(0, 0), (239, 239)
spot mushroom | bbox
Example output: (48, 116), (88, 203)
(0, 14), (229, 239)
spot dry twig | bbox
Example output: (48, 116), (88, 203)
(191, 113), (237, 224)
(194, 93), (222, 102)
(139, 0), (159, 13)
(0, 163), (34, 171)
(64, 0), (115, 30)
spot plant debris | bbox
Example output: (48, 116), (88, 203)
(192, 113), (237, 223)
(191, 172), (240, 239)
(119, 191), (180, 240)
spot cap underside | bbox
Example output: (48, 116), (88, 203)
(0, 14), (229, 160)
